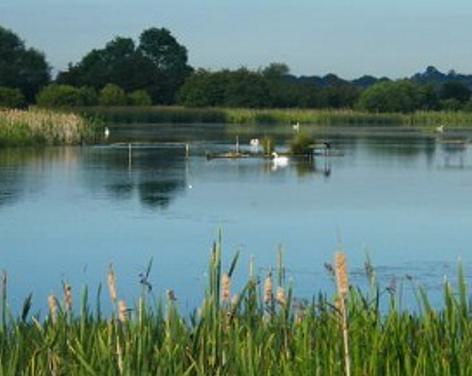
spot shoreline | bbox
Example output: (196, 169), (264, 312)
(78, 106), (472, 128)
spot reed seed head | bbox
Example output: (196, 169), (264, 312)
(118, 300), (128, 323)
(48, 294), (58, 324)
(167, 289), (176, 302)
(63, 283), (72, 312)
(276, 286), (287, 306)
(295, 307), (305, 326)
(264, 273), (273, 304)
(335, 252), (349, 296)
(221, 273), (231, 302)
(108, 264), (117, 304)
(231, 293), (239, 308)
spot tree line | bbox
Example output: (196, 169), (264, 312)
(2, 24), (472, 113)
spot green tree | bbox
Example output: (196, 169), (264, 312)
(36, 85), (85, 107)
(78, 86), (98, 106)
(99, 84), (127, 106)
(222, 68), (271, 108)
(357, 80), (425, 113)
(178, 69), (228, 107)
(128, 90), (152, 106)
(58, 28), (192, 105)
(0, 25), (50, 102)
(262, 63), (290, 79)
(318, 84), (359, 109)
(57, 37), (153, 94)
(0, 87), (25, 108)
(440, 98), (462, 111)
(138, 27), (193, 103)
(439, 81), (471, 103)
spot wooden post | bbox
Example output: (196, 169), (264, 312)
(128, 143), (132, 169)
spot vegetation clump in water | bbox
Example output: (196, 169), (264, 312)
(290, 132), (315, 156)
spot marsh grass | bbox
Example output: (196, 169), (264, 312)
(0, 108), (98, 146)
(1, 241), (472, 375)
(80, 106), (472, 128)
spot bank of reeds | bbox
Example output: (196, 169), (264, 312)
(80, 106), (472, 128)
(1, 240), (472, 375)
(0, 109), (98, 146)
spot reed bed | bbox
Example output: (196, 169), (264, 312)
(1, 242), (472, 375)
(80, 106), (472, 128)
(0, 109), (97, 146)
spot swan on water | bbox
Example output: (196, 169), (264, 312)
(436, 125), (445, 133)
(250, 138), (260, 147)
(271, 152), (289, 168)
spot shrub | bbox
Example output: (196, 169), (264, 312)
(128, 90), (152, 106)
(78, 86), (98, 106)
(462, 99), (472, 112)
(440, 98), (462, 112)
(439, 81), (471, 103)
(99, 84), (127, 106)
(36, 85), (85, 107)
(0, 87), (25, 108)
(357, 80), (426, 113)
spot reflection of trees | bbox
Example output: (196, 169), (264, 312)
(0, 148), (70, 208)
(294, 158), (332, 179)
(362, 136), (436, 159)
(80, 146), (187, 210)
(138, 180), (183, 209)
(440, 138), (469, 169)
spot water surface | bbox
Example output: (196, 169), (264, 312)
(1, 124), (472, 311)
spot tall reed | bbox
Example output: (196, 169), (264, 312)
(0, 240), (471, 375)
(0, 108), (99, 146)
(80, 106), (472, 128)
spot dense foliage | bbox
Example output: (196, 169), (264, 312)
(99, 84), (127, 106)
(36, 85), (97, 107)
(0, 26), (50, 102)
(128, 90), (152, 106)
(4, 23), (472, 113)
(0, 87), (25, 108)
(356, 81), (439, 113)
(57, 28), (192, 104)
(177, 65), (360, 109)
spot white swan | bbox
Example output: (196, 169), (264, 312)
(104, 127), (110, 138)
(250, 138), (260, 152)
(271, 152), (289, 169)
(250, 138), (260, 147)
(292, 122), (300, 133)
(436, 125), (445, 133)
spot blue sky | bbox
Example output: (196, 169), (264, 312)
(1, 0), (471, 78)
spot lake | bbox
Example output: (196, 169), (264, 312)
(1, 123), (472, 312)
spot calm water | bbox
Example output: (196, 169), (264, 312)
(1, 123), (472, 311)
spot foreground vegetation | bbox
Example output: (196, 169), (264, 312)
(80, 106), (472, 128)
(2, 240), (472, 375)
(0, 109), (98, 146)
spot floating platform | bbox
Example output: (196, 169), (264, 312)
(206, 151), (253, 159)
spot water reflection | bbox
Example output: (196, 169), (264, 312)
(80, 146), (188, 210)
(293, 158), (332, 178)
(439, 138), (470, 169)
